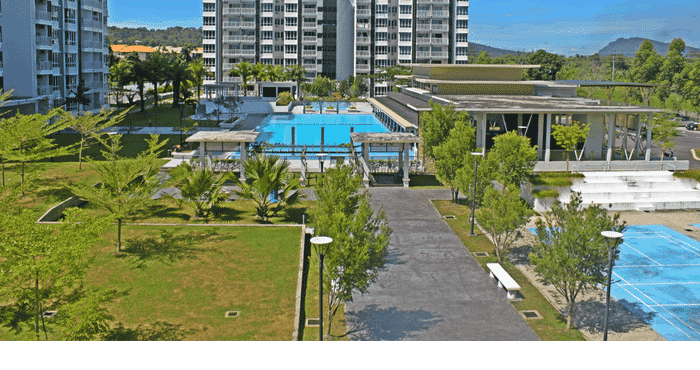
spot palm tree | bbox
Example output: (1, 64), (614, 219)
(228, 61), (255, 97)
(65, 79), (92, 112)
(144, 52), (166, 107)
(169, 162), (229, 219)
(109, 59), (131, 108)
(266, 65), (286, 82)
(166, 54), (195, 108)
(126, 52), (149, 112)
(285, 64), (307, 99)
(189, 59), (211, 101)
(234, 154), (304, 222)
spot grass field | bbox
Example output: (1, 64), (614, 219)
(0, 225), (303, 341)
(432, 200), (586, 341)
(118, 105), (218, 128)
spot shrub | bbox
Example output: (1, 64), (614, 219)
(349, 106), (357, 110)
(532, 189), (560, 198)
(277, 91), (293, 106)
(673, 169), (700, 182)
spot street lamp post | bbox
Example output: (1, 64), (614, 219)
(601, 230), (623, 341)
(469, 152), (484, 236)
(310, 236), (333, 341)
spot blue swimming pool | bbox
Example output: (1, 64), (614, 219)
(255, 114), (389, 146)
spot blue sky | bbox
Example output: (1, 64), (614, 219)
(108, 0), (700, 56)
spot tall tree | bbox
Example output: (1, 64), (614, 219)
(421, 100), (469, 159)
(62, 108), (129, 171)
(109, 59), (131, 108)
(551, 121), (590, 172)
(649, 113), (679, 169)
(144, 52), (167, 107)
(166, 54), (195, 108)
(1, 109), (76, 190)
(476, 185), (533, 263)
(526, 50), (565, 81)
(233, 154), (304, 222)
(308, 76), (334, 112)
(484, 131), (538, 188)
(628, 40), (663, 105)
(530, 192), (626, 330)
(228, 62), (255, 97)
(168, 162), (230, 219)
(311, 165), (391, 337)
(0, 208), (108, 340)
(125, 52), (149, 112)
(285, 64), (307, 99)
(69, 134), (169, 254)
(433, 119), (475, 203)
(188, 59), (211, 101)
(65, 79), (93, 112)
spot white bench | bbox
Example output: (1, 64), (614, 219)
(486, 263), (521, 299)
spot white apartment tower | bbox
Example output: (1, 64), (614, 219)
(204, 0), (468, 96)
(0, 0), (109, 115)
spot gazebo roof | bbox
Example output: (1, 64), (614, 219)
(185, 131), (261, 143)
(350, 132), (421, 144)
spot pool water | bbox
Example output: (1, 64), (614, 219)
(255, 114), (389, 146)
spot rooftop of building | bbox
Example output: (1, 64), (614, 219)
(111, 45), (157, 53)
(406, 64), (542, 69)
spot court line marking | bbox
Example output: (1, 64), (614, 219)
(619, 281), (700, 286)
(616, 264), (700, 268)
(619, 241), (662, 265)
(650, 303), (700, 307)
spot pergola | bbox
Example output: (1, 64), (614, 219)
(350, 132), (422, 187)
(185, 131), (261, 179)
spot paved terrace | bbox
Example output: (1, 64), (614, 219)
(344, 188), (539, 340)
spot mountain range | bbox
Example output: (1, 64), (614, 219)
(598, 37), (700, 58)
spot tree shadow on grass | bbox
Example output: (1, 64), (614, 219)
(144, 203), (192, 222)
(104, 321), (199, 341)
(123, 228), (223, 267)
(344, 304), (444, 341)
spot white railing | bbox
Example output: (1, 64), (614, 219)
(303, 63), (316, 70)
(303, 8), (317, 15)
(82, 0), (104, 9)
(37, 61), (53, 71)
(416, 10), (431, 17)
(242, 8), (256, 15)
(432, 24), (448, 31)
(431, 52), (448, 58)
(416, 51), (430, 58)
(37, 86), (52, 96)
(302, 36), (317, 42)
(356, 65), (370, 72)
(302, 50), (317, 56)
(416, 24), (431, 31)
(83, 19), (104, 29)
(223, 8), (241, 15)
(241, 22), (256, 29)
(432, 10), (448, 17)
(357, 9), (371, 16)
(356, 37), (370, 43)
(432, 38), (448, 45)
(416, 38), (431, 44)
(356, 50), (370, 57)
(239, 36), (256, 43)
(303, 22), (317, 29)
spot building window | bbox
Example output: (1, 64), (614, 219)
(375, 46), (387, 55)
(457, 6), (468, 15)
(261, 44), (272, 53)
(260, 31), (272, 40)
(456, 33), (468, 43)
(203, 58), (215, 67)
(203, 44), (215, 53)
(65, 31), (76, 46)
(285, 17), (297, 27)
(65, 9), (76, 24)
(285, 3), (297, 12)
(399, 5), (412, 14)
(399, 59), (411, 64)
(285, 31), (297, 40)
(261, 17), (272, 26)
(457, 20), (468, 29)
(456, 47), (468, 56)
(261, 58), (273, 65)
(285, 45), (297, 54)
(203, 3), (215, 12)
(399, 46), (411, 55)
(261, 3), (272, 12)
(399, 32), (411, 42)
(376, 18), (387, 28)
(375, 59), (388, 67)
(375, 4), (388, 14)
(203, 16), (215, 26)
(375, 32), (388, 41)
(204, 30), (215, 39)
(399, 19), (411, 28)
(285, 59), (297, 66)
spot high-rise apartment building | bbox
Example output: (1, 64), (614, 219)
(204, 0), (468, 97)
(0, 0), (109, 115)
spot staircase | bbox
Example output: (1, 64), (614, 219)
(567, 171), (700, 211)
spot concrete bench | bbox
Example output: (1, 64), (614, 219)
(486, 263), (521, 299)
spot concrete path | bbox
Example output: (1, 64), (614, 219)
(343, 188), (539, 341)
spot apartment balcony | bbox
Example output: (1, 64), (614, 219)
(356, 50), (370, 57)
(416, 10), (431, 18)
(37, 61), (53, 72)
(432, 24), (448, 31)
(241, 8), (256, 15)
(356, 37), (370, 44)
(303, 22), (317, 29)
(66, 84), (78, 91)
(223, 76), (243, 83)
(416, 38), (431, 45)
(356, 0), (371, 3)
(431, 38), (448, 45)
(82, 0), (104, 9)
(416, 24), (431, 31)
(302, 63), (317, 70)
(302, 50), (317, 56)
(37, 86), (52, 96)
(431, 52), (448, 58)
(417, 0), (431, 3)
(239, 36), (256, 43)
(82, 19), (104, 29)
(357, 24), (371, 30)
(36, 10), (53, 22)
(36, 36), (53, 47)
(302, 36), (317, 43)
(356, 64), (370, 72)
(223, 8), (241, 15)
(416, 51), (430, 58)
(302, 8), (317, 15)
(357, 9), (371, 16)
(241, 22), (256, 29)
(432, 10), (448, 18)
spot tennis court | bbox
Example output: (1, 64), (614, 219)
(610, 225), (700, 341)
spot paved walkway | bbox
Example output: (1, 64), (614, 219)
(343, 188), (539, 340)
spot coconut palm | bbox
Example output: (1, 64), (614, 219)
(144, 51), (167, 107)
(189, 59), (211, 101)
(166, 54), (195, 108)
(125, 53), (149, 112)
(285, 64), (307, 99)
(233, 154), (304, 222)
(228, 61), (255, 97)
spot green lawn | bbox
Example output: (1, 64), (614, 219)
(302, 250), (348, 341)
(432, 200), (586, 341)
(120, 105), (218, 128)
(0, 225), (303, 341)
(50, 134), (182, 161)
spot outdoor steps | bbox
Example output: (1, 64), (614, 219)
(567, 171), (700, 211)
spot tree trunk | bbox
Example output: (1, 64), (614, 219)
(172, 78), (180, 108)
(566, 302), (574, 330)
(34, 275), (40, 340)
(117, 218), (122, 254)
(152, 81), (159, 107)
(139, 82), (146, 112)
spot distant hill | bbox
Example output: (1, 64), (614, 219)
(469, 42), (525, 58)
(107, 26), (202, 48)
(599, 37), (700, 58)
